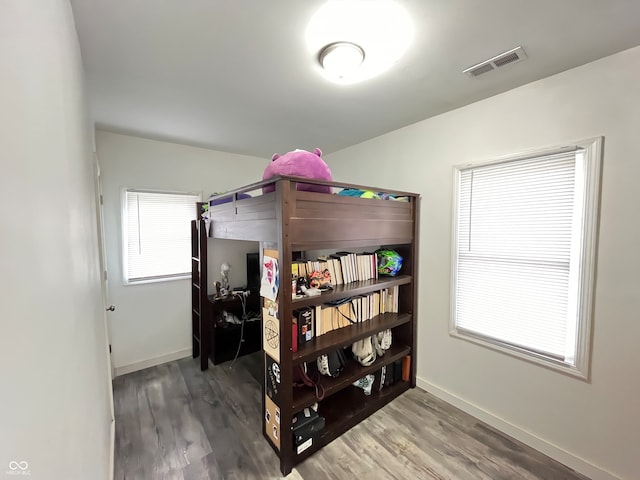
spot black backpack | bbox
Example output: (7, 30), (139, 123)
(317, 348), (347, 378)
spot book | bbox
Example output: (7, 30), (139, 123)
(296, 308), (314, 344)
(295, 261), (307, 280)
(315, 305), (325, 336)
(330, 258), (342, 285)
(360, 254), (371, 281)
(346, 252), (357, 283)
(363, 294), (370, 321)
(373, 253), (379, 280)
(349, 253), (357, 282)
(322, 305), (335, 334)
(330, 253), (351, 284)
(389, 285), (398, 313)
(314, 304), (322, 336)
(292, 316), (298, 353)
(337, 302), (353, 327)
(356, 254), (364, 281)
(326, 260), (337, 286)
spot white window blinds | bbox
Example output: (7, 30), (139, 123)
(123, 190), (200, 284)
(454, 150), (584, 361)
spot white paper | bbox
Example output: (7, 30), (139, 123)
(260, 255), (279, 301)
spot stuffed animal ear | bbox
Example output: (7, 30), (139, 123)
(313, 148), (322, 157)
(271, 153), (280, 161)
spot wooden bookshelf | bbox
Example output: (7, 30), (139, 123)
(205, 177), (420, 475)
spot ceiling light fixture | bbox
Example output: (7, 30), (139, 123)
(319, 42), (365, 79)
(306, 0), (414, 85)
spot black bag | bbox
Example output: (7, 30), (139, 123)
(372, 365), (387, 393)
(317, 348), (347, 378)
(293, 362), (325, 400)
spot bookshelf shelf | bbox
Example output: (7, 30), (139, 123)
(294, 381), (411, 463)
(291, 275), (412, 309)
(205, 177), (419, 476)
(292, 343), (411, 412)
(292, 313), (411, 365)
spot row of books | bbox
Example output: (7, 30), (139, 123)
(295, 286), (399, 340)
(293, 251), (379, 286)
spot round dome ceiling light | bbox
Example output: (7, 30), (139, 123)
(319, 42), (365, 79)
(306, 0), (414, 85)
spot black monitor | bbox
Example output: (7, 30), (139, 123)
(246, 252), (260, 292)
(246, 252), (261, 314)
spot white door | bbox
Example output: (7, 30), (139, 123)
(94, 151), (116, 479)
(94, 154), (115, 376)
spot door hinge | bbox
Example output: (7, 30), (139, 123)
(109, 344), (112, 353)
(100, 194), (103, 205)
(104, 270), (108, 281)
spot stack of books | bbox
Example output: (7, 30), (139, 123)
(299, 286), (399, 338)
(292, 251), (379, 287)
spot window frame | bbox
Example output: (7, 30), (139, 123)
(121, 188), (201, 286)
(449, 137), (602, 380)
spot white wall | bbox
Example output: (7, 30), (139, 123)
(96, 131), (266, 373)
(325, 46), (640, 480)
(0, 1), (112, 479)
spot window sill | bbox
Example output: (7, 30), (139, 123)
(449, 328), (589, 381)
(124, 274), (191, 286)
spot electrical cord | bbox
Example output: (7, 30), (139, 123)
(229, 292), (248, 369)
(336, 300), (359, 324)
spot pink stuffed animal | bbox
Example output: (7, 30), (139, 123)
(262, 148), (332, 194)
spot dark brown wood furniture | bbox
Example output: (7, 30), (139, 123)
(191, 203), (209, 371)
(205, 176), (419, 475)
(207, 294), (262, 365)
(191, 205), (261, 369)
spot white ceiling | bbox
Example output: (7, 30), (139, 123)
(71, 0), (640, 158)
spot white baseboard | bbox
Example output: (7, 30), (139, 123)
(114, 348), (192, 377)
(416, 377), (621, 480)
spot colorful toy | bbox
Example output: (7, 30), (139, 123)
(337, 188), (408, 201)
(376, 249), (403, 276)
(262, 148), (332, 194)
(338, 188), (380, 199)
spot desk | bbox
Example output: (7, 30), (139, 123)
(205, 294), (261, 367)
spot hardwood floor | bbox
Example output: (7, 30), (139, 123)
(113, 353), (589, 480)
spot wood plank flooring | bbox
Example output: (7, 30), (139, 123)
(113, 353), (589, 480)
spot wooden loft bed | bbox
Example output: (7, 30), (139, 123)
(200, 175), (419, 475)
(207, 175), (417, 248)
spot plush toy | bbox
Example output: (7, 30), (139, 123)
(262, 148), (332, 194)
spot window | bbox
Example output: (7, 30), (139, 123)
(451, 138), (602, 378)
(123, 189), (200, 284)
